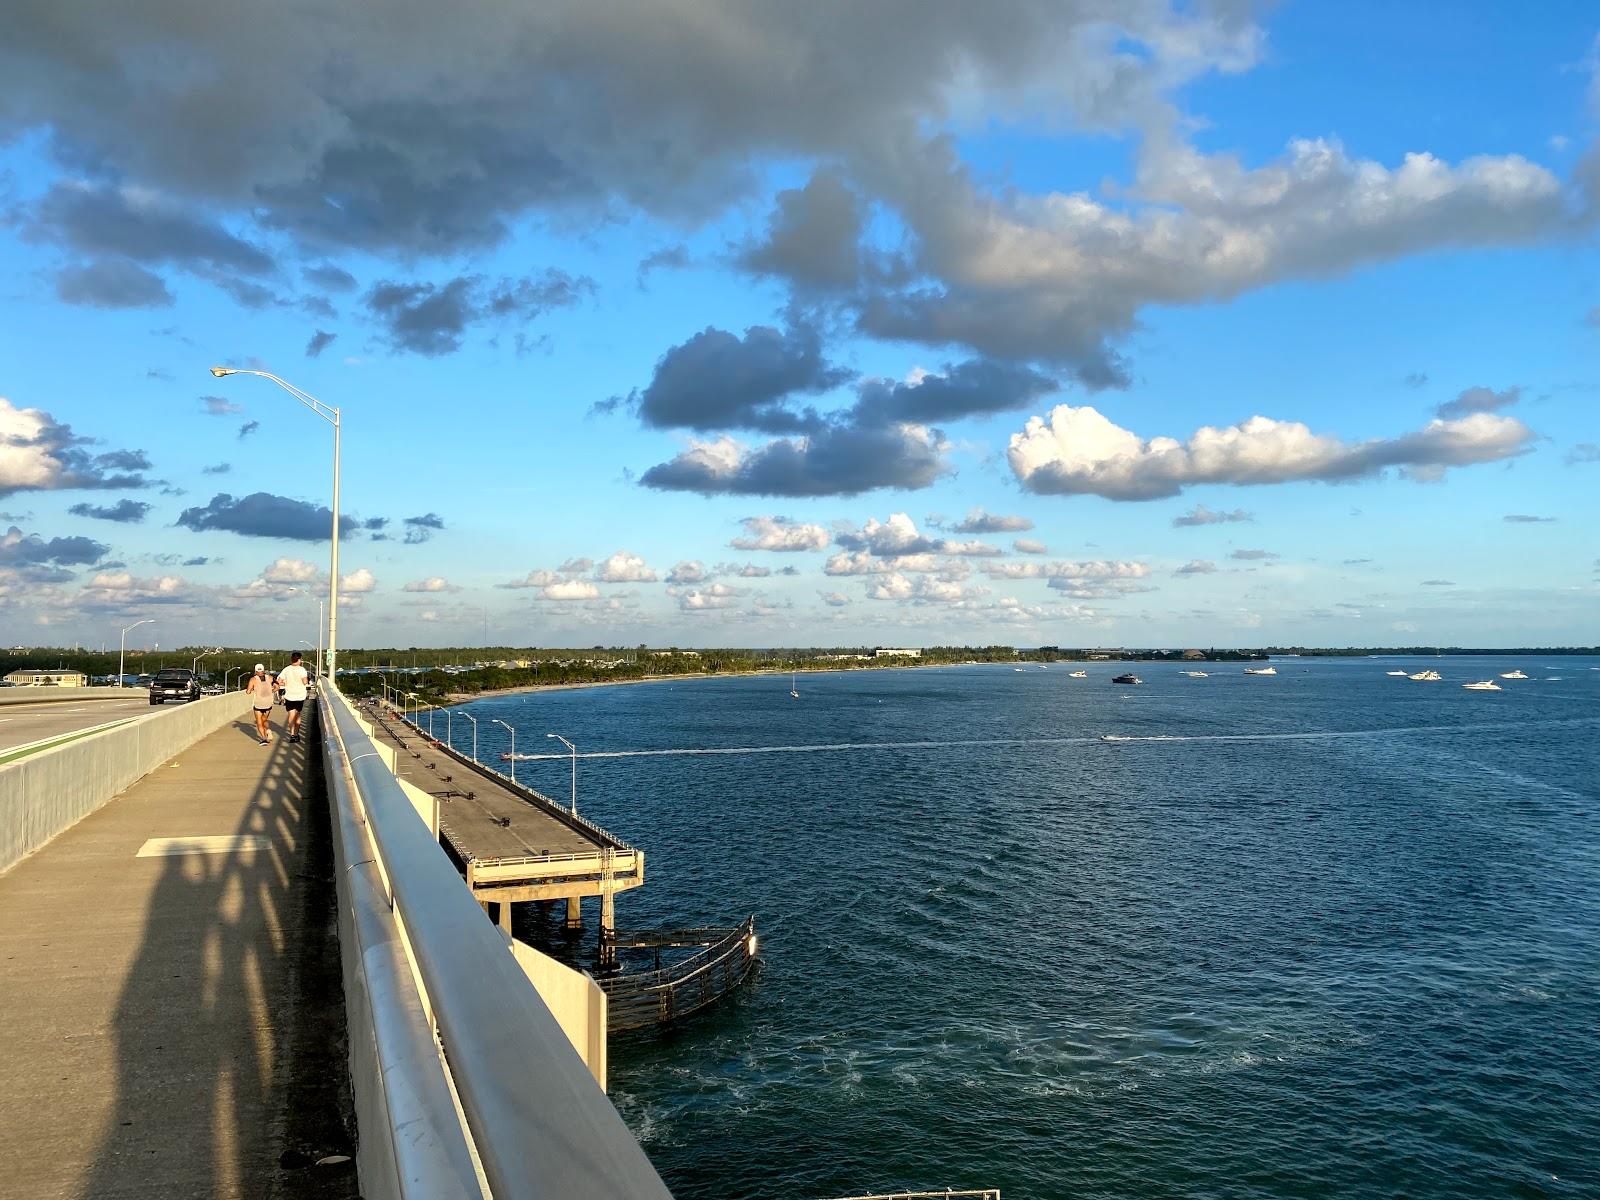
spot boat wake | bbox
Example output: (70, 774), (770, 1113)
(498, 718), (1598, 761)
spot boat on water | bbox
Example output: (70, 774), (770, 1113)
(1068, 670), (1087, 678)
(789, 670), (799, 699)
(1013, 667), (1025, 673)
(1462, 680), (1501, 691)
(1243, 666), (1276, 676)
(1408, 670), (1442, 681)
(1499, 670), (1529, 680)
(1181, 670), (1209, 678)
(1386, 670), (1410, 677)
(1100, 734), (1130, 742)
(1111, 672), (1142, 685)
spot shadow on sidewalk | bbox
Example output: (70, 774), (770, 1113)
(82, 703), (357, 1199)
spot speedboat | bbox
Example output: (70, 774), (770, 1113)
(1068, 670), (1087, 678)
(1498, 670), (1528, 680)
(1386, 670), (1409, 677)
(1181, 670), (1209, 678)
(1243, 666), (1276, 676)
(1013, 667), (1024, 673)
(1100, 734), (1130, 742)
(1462, 680), (1501, 691)
(1408, 670), (1442, 681)
(1111, 673), (1142, 685)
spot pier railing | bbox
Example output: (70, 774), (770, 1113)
(602, 917), (758, 1033)
(321, 685), (670, 1199)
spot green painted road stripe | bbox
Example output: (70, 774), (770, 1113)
(0, 719), (137, 767)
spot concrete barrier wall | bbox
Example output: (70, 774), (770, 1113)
(508, 938), (609, 1090)
(0, 691), (251, 874)
(0, 687), (136, 707)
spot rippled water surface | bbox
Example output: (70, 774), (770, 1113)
(460, 658), (1600, 1199)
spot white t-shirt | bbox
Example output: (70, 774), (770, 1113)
(277, 663), (310, 702)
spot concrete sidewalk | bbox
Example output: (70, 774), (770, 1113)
(0, 706), (355, 1200)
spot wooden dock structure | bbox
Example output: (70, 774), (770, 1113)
(358, 700), (643, 961)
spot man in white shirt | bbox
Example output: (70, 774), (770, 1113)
(275, 650), (311, 744)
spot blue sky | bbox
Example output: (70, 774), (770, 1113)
(1, 2), (1595, 649)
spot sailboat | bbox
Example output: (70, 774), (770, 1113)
(790, 671), (800, 700)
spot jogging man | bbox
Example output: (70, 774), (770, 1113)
(245, 663), (276, 745)
(276, 650), (311, 744)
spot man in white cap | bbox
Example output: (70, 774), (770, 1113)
(245, 662), (276, 745)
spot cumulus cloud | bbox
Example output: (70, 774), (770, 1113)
(340, 567), (377, 593)
(68, 498), (150, 523)
(176, 492), (357, 540)
(1, 398), (153, 497)
(404, 576), (459, 592)
(0, 524), (107, 567)
(594, 551), (657, 583)
(1013, 538), (1047, 555)
(541, 579), (601, 601)
(644, 425), (948, 497)
(79, 570), (190, 606)
(819, 590), (850, 607)
(364, 271), (592, 356)
(260, 557), (320, 584)
(945, 507), (1033, 534)
(1009, 404), (1535, 500)
(1175, 559), (1217, 575)
(981, 558), (1153, 599)
(672, 582), (741, 612)
(1172, 503), (1252, 527)
(1435, 385), (1520, 419)
(730, 515), (830, 552)
(666, 560), (708, 585)
(834, 512), (1003, 561)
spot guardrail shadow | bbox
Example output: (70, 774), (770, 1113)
(81, 704), (356, 1198)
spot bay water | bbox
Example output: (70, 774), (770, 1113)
(462, 657), (1599, 1198)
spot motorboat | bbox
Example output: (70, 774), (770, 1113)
(1100, 734), (1131, 742)
(1498, 670), (1529, 680)
(1243, 666), (1276, 676)
(1462, 680), (1501, 691)
(1181, 670), (1209, 678)
(1068, 670), (1088, 678)
(1111, 673), (1142, 685)
(1013, 667), (1025, 673)
(1408, 670), (1442, 681)
(1386, 670), (1409, 677)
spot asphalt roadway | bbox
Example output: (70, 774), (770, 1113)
(0, 693), (169, 754)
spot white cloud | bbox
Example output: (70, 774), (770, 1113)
(731, 515), (830, 552)
(1175, 559), (1217, 575)
(819, 590), (850, 607)
(946, 506), (1033, 533)
(542, 579), (601, 601)
(1009, 405), (1534, 500)
(260, 557), (319, 584)
(403, 575), (459, 593)
(595, 550), (657, 583)
(834, 512), (1001, 560)
(339, 567), (376, 593)
(983, 558), (1152, 600)
(1013, 538), (1047, 554)
(1172, 504), (1252, 527)
(674, 582), (741, 611)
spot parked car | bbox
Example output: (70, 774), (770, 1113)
(149, 668), (201, 704)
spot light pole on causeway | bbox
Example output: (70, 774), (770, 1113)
(493, 719), (516, 784)
(460, 712), (477, 763)
(118, 619), (153, 688)
(547, 733), (578, 815)
(209, 367), (341, 678)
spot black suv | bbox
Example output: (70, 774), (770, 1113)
(149, 668), (201, 704)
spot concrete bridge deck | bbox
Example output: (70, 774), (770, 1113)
(356, 700), (643, 948)
(0, 706), (354, 1200)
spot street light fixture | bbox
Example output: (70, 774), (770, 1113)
(118, 619), (153, 688)
(209, 367), (342, 678)
(547, 733), (578, 815)
(492, 719), (516, 784)
(224, 666), (242, 691)
(192, 646), (220, 675)
(460, 712), (478, 763)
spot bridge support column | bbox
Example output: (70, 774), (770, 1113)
(498, 900), (514, 934)
(565, 896), (582, 932)
(598, 889), (616, 967)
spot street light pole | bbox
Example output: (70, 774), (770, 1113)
(209, 367), (341, 678)
(460, 712), (477, 763)
(493, 719), (516, 784)
(118, 619), (153, 688)
(224, 666), (241, 691)
(547, 733), (578, 815)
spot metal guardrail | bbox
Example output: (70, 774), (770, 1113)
(323, 685), (672, 1200)
(602, 917), (758, 1034)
